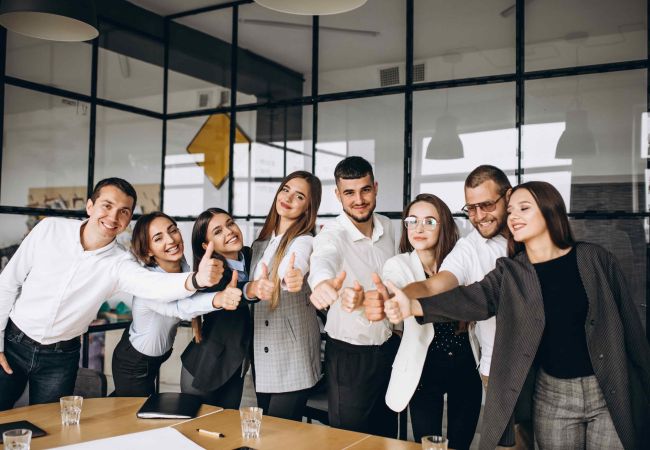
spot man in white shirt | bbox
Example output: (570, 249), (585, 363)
(0, 178), (223, 410)
(308, 156), (398, 437)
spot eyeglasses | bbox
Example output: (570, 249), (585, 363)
(403, 216), (438, 230)
(462, 193), (505, 216)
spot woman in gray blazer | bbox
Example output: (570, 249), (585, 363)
(384, 181), (650, 450)
(249, 171), (323, 421)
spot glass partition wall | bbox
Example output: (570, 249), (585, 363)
(0, 0), (648, 332)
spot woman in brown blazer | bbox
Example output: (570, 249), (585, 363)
(383, 181), (650, 450)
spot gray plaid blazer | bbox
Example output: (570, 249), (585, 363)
(250, 238), (322, 393)
(418, 242), (650, 450)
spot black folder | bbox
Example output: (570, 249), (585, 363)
(136, 393), (202, 419)
(0, 420), (46, 442)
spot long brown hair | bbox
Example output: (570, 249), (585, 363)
(189, 207), (232, 343)
(399, 194), (459, 271)
(507, 181), (575, 257)
(257, 171), (322, 309)
(131, 211), (179, 267)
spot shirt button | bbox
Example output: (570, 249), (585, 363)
(265, 320), (269, 326)
(264, 347), (269, 353)
(448, 352), (453, 357)
(598, 354), (604, 360)
(590, 319), (596, 325)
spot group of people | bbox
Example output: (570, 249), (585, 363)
(0, 156), (648, 450)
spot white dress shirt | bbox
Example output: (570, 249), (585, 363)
(439, 228), (508, 376)
(129, 260), (216, 357)
(308, 213), (395, 346)
(251, 233), (312, 287)
(0, 217), (194, 351)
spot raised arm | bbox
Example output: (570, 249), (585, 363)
(308, 229), (345, 310)
(401, 270), (459, 299)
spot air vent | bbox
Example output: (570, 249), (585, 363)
(197, 90), (213, 109)
(379, 66), (400, 87)
(413, 63), (425, 82)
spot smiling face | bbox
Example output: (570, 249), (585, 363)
(203, 213), (243, 260)
(147, 216), (184, 266)
(276, 177), (311, 223)
(464, 179), (508, 239)
(85, 185), (134, 244)
(406, 201), (441, 252)
(507, 188), (549, 245)
(335, 174), (378, 224)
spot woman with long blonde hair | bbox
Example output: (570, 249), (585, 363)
(248, 170), (322, 421)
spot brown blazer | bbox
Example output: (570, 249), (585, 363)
(418, 242), (650, 450)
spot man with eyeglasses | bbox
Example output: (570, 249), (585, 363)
(370, 165), (532, 448)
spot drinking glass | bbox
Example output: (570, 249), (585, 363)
(421, 435), (448, 450)
(2, 428), (32, 450)
(60, 395), (83, 425)
(239, 406), (263, 439)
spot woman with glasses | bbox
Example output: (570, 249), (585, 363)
(383, 194), (482, 450)
(385, 182), (650, 450)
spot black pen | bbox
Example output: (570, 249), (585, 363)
(196, 428), (225, 438)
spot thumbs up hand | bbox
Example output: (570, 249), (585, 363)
(283, 253), (304, 293)
(247, 262), (275, 301)
(213, 270), (242, 310)
(383, 281), (413, 324)
(309, 271), (346, 310)
(194, 241), (224, 288)
(362, 273), (391, 321)
(341, 280), (364, 313)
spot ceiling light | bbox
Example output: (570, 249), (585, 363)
(0, 0), (98, 42)
(555, 109), (597, 158)
(426, 115), (464, 160)
(254, 0), (367, 16)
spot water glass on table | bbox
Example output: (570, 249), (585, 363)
(421, 435), (448, 450)
(2, 428), (32, 450)
(239, 406), (263, 439)
(60, 395), (83, 425)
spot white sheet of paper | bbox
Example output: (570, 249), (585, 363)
(49, 427), (204, 450)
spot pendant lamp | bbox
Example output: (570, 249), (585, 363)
(254, 0), (367, 15)
(555, 109), (597, 158)
(0, 0), (98, 42)
(426, 114), (464, 160)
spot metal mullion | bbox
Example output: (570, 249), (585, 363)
(228, 5), (239, 214)
(0, 206), (89, 218)
(87, 38), (99, 199)
(283, 105), (287, 176)
(403, 0), (413, 207)
(95, 98), (164, 120)
(312, 15), (319, 175)
(97, 15), (165, 44)
(166, 0), (253, 21)
(516, 0), (524, 184)
(160, 18), (170, 212)
(523, 60), (647, 81)
(412, 73), (517, 92)
(0, 28), (6, 201)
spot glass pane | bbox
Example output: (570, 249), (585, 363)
(238, 3), (311, 103)
(412, 83), (517, 212)
(317, 94), (405, 213)
(522, 70), (646, 213)
(164, 115), (231, 216)
(98, 22), (164, 112)
(414, 0), (515, 83)
(168, 9), (234, 114)
(94, 106), (162, 214)
(319, 0), (406, 94)
(1, 85), (90, 208)
(525, 0), (646, 72)
(5, 31), (92, 95)
(571, 218), (646, 329)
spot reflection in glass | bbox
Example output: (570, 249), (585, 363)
(319, 0), (405, 94)
(412, 83), (516, 212)
(523, 70), (646, 213)
(95, 106), (162, 214)
(317, 95), (404, 212)
(1, 85), (90, 208)
(525, 0), (646, 72)
(414, 0), (515, 82)
(5, 31), (92, 95)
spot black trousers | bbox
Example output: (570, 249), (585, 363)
(111, 329), (172, 397)
(180, 365), (244, 409)
(409, 350), (482, 450)
(256, 388), (311, 422)
(325, 334), (399, 438)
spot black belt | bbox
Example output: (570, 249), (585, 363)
(6, 319), (80, 351)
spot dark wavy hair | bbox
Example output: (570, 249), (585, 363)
(507, 181), (575, 256)
(131, 211), (178, 267)
(90, 177), (137, 212)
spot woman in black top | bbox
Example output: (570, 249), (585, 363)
(385, 181), (650, 450)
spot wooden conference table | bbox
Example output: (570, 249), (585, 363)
(0, 398), (419, 449)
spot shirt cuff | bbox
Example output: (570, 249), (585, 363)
(242, 282), (260, 303)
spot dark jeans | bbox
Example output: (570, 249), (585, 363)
(325, 334), (399, 438)
(409, 350), (482, 450)
(180, 365), (244, 409)
(111, 329), (172, 397)
(0, 321), (80, 411)
(256, 388), (311, 422)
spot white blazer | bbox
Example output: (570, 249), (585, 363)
(384, 251), (480, 413)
